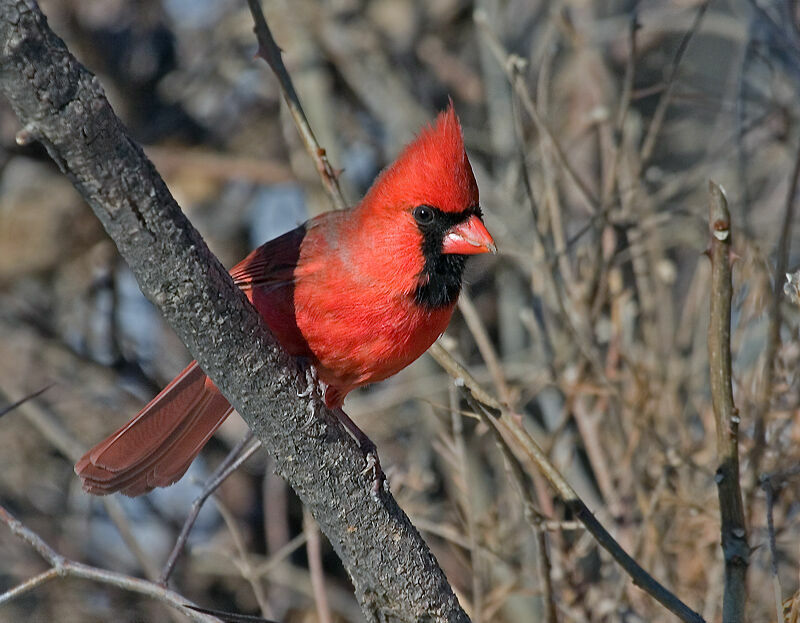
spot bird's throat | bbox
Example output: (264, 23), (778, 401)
(414, 248), (466, 308)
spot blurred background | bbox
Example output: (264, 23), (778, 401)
(1, 0), (799, 621)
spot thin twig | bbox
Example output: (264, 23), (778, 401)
(184, 604), (278, 623)
(0, 383), (162, 581)
(304, 507), (333, 623)
(761, 477), (784, 623)
(474, 10), (599, 215)
(0, 383), (52, 418)
(0, 504), (220, 622)
(429, 342), (505, 412)
(450, 384), (483, 623)
(246, 0), (347, 211)
(458, 291), (512, 406)
(749, 138), (800, 494)
(639, 1), (710, 166)
(160, 432), (261, 584)
(254, 532), (308, 579)
(213, 495), (275, 620)
(430, 344), (704, 623)
(466, 392), (558, 623)
(0, 567), (59, 604)
(707, 181), (748, 622)
(495, 409), (703, 622)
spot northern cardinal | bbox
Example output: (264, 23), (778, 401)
(76, 105), (495, 496)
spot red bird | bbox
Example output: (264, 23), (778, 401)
(76, 106), (496, 496)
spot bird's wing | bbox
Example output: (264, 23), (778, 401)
(230, 223), (307, 292)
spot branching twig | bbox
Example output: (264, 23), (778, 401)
(304, 507), (333, 623)
(707, 181), (748, 622)
(246, 0), (347, 211)
(458, 292), (512, 406)
(639, 1), (710, 166)
(749, 139), (800, 493)
(0, 383), (162, 581)
(474, 9), (600, 215)
(431, 344), (705, 623)
(761, 477), (784, 623)
(160, 432), (261, 584)
(0, 504), (220, 622)
(0, 384), (52, 419)
(214, 495), (275, 619)
(465, 392), (558, 623)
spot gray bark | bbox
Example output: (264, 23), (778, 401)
(0, 2), (470, 621)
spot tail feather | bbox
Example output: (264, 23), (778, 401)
(75, 361), (233, 496)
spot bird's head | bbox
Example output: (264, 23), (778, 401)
(361, 103), (496, 256)
(357, 104), (496, 308)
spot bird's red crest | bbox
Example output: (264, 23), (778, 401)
(363, 104), (479, 214)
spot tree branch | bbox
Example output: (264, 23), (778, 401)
(246, 0), (347, 211)
(0, 504), (221, 622)
(431, 344), (705, 623)
(707, 181), (749, 622)
(0, 2), (468, 621)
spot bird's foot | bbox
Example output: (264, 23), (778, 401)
(297, 361), (323, 400)
(302, 399), (318, 429)
(296, 361), (328, 430)
(359, 446), (386, 499)
(333, 408), (387, 498)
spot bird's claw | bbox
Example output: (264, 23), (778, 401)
(329, 407), (387, 498)
(296, 361), (325, 400)
(297, 367), (315, 399)
(302, 400), (318, 429)
(359, 448), (386, 498)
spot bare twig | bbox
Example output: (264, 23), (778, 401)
(184, 604), (278, 623)
(304, 507), (333, 623)
(0, 383), (52, 418)
(431, 344), (705, 623)
(0, 567), (59, 604)
(494, 408), (703, 622)
(707, 181), (748, 622)
(749, 139), (800, 492)
(466, 392), (558, 623)
(761, 477), (784, 623)
(449, 384), (483, 623)
(458, 291), (512, 406)
(254, 533), (308, 579)
(0, 504), (220, 622)
(474, 9), (600, 215)
(214, 495), (275, 619)
(639, 1), (710, 165)
(0, 383), (162, 581)
(246, 0), (347, 211)
(160, 432), (261, 584)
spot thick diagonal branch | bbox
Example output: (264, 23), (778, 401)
(0, 2), (468, 621)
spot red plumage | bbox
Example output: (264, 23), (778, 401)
(76, 105), (495, 496)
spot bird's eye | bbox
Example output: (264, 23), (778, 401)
(413, 205), (435, 226)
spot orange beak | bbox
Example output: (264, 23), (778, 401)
(441, 214), (497, 255)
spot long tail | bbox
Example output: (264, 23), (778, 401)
(75, 361), (233, 496)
